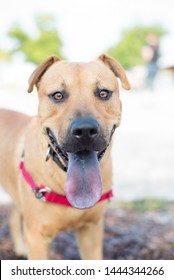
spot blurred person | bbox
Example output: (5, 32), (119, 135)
(142, 33), (160, 90)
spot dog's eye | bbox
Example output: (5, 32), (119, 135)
(49, 91), (67, 103)
(99, 90), (109, 99)
(96, 89), (113, 101)
(53, 92), (63, 100)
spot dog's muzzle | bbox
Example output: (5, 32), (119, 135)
(46, 117), (116, 210)
(71, 117), (100, 144)
(62, 117), (107, 153)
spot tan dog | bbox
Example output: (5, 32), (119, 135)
(0, 54), (130, 259)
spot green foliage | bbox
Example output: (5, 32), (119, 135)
(8, 15), (64, 64)
(107, 24), (167, 69)
(119, 199), (167, 212)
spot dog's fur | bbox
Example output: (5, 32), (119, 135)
(0, 54), (130, 259)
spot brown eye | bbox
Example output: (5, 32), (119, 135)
(49, 91), (67, 103)
(95, 89), (113, 101)
(53, 92), (63, 100)
(99, 90), (109, 99)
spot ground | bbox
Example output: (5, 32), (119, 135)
(0, 201), (174, 260)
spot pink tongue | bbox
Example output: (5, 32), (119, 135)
(65, 150), (102, 209)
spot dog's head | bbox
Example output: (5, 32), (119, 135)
(28, 54), (130, 209)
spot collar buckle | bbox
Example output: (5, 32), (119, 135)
(33, 186), (51, 202)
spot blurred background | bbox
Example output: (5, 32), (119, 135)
(0, 0), (174, 259)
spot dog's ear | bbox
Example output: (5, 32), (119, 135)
(98, 54), (131, 90)
(28, 55), (60, 93)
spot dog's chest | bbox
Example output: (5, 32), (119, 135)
(41, 203), (104, 236)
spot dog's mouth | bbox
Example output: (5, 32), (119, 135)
(46, 127), (114, 209)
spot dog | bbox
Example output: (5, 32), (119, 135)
(0, 54), (130, 259)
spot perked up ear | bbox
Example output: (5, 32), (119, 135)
(28, 55), (60, 93)
(98, 54), (131, 90)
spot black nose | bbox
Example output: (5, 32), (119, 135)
(70, 117), (100, 143)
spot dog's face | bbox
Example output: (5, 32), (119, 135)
(28, 54), (130, 209)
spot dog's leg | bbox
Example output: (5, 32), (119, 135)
(23, 222), (51, 260)
(76, 219), (103, 260)
(9, 206), (27, 257)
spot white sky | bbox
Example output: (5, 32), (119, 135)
(0, 0), (174, 61)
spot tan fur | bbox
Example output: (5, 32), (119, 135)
(0, 54), (130, 259)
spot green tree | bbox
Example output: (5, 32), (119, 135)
(8, 15), (64, 64)
(107, 24), (166, 69)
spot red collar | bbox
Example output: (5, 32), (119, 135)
(19, 159), (113, 207)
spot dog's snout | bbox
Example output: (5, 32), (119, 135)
(71, 117), (100, 142)
(62, 116), (107, 153)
